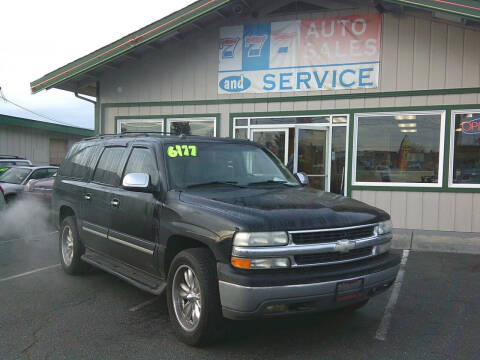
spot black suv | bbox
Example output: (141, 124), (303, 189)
(53, 134), (400, 345)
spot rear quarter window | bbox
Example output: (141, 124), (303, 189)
(59, 144), (98, 180)
(93, 147), (125, 186)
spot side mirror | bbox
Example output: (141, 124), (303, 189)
(122, 173), (150, 191)
(295, 172), (309, 186)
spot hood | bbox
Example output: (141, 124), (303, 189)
(179, 186), (389, 232)
(0, 182), (24, 195)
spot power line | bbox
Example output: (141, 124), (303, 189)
(0, 86), (72, 126)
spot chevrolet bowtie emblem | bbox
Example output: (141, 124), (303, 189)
(334, 240), (356, 253)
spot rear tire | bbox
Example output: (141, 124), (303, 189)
(167, 248), (225, 346)
(59, 216), (87, 275)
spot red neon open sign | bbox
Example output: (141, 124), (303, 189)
(461, 118), (480, 134)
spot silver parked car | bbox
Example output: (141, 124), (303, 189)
(0, 155), (32, 168)
(0, 166), (58, 204)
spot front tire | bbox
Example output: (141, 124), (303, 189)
(167, 248), (224, 346)
(59, 216), (86, 275)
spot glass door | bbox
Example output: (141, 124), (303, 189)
(250, 128), (289, 164)
(294, 126), (329, 191)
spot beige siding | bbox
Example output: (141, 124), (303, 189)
(99, 11), (480, 105)
(352, 190), (479, 233)
(99, 10), (480, 135)
(0, 124), (83, 165)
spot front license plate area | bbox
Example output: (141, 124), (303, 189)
(336, 279), (364, 302)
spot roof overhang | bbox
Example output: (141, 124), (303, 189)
(384, 0), (480, 20)
(30, 0), (480, 97)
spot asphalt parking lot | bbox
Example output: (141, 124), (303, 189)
(1, 231), (479, 360)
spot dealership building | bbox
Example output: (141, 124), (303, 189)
(31, 0), (480, 247)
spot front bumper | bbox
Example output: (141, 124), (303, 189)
(218, 252), (401, 320)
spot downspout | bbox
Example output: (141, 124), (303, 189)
(74, 91), (96, 105)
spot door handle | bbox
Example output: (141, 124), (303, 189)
(84, 193), (91, 201)
(111, 198), (120, 208)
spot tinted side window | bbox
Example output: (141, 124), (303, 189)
(93, 147), (125, 186)
(16, 161), (31, 166)
(60, 145), (97, 179)
(0, 161), (15, 166)
(123, 148), (159, 185)
(29, 169), (49, 180)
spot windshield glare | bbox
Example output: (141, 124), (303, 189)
(0, 168), (31, 184)
(166, 142), (299, 189)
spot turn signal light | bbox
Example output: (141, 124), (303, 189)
(231, 257), (252, 269)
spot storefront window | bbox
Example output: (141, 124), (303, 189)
(235, 128), (248, 139)
(167, 118), (216, 137)
(235, 118), (248, 126)
(118, 119), (164, 133)
(233, 115), (349, 194)
(331, 127), (346, 194)
(354, 112), (444, 185)
(451, 111), (480, 186)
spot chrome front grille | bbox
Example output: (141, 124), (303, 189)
(294, 246), (373, 265)
(231, 223), (392, 268)
(291, 226), (375, 245)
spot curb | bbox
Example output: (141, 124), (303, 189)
(391, 229), (480, 255)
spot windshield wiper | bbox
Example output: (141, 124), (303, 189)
(247, 180), (294, 186)
(186, 181), (246, 189)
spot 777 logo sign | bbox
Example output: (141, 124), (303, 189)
(245, 35), (268, 57)
(219, 38), (240, 59)
(272, 33), (296, 54)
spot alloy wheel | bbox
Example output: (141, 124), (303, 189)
(172, 265), (202, 331)
(61, 225), (74, 266)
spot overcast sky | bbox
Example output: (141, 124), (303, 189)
(0, 0), (194, 129)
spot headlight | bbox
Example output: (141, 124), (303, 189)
(233, 232), (289, 247)
(376, 220), (393, 235)
(231, 257), (291, 269)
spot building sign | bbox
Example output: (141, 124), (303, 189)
(218, 14), (381, 94)
(461, 117), (480, 135)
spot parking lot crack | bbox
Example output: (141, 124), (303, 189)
(20, 318), (49, 357)
(19, 295), (96, 358)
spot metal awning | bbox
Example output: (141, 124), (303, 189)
(385, 0), (480, 20)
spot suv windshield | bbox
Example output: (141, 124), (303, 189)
(0, 167), (31, 184)
(166, 142), (299, 189)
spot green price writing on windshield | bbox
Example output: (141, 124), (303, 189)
(167, 145), (197, 158)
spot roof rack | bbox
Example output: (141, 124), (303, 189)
(83, 132), (202, 141)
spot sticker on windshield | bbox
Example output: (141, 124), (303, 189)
(167, 145), (197, 158)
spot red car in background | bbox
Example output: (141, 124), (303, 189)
(24, 177), (55, 206)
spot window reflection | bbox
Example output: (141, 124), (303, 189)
(452, 112), (480, 184)
(356, 114), (442, 184)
